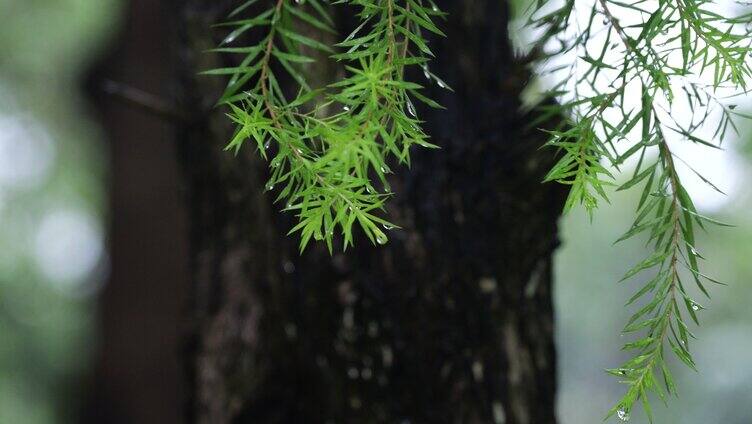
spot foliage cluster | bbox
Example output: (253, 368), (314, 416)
(205, 0), (446, 253)
(527, 0), (752, 420)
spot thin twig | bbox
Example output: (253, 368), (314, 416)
(100, 79), (188, 122)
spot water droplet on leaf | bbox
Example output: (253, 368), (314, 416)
(406, 99), (417, 117)
(422, 65), (431, 80)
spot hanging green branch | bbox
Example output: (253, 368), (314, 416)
(206, 0), (446, 253)
(528, 0), (751, 421)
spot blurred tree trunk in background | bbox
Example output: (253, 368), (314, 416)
(83, 0), (188, 423)
(88, 0), (564, 423)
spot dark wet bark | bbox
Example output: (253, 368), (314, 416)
(174, 1), (565, 424)
(85, 0), (565, 423)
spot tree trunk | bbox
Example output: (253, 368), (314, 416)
(173, 1), (565, 423)
(82, 1), (187, 422)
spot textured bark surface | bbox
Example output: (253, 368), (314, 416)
(173, 1), (566, 423)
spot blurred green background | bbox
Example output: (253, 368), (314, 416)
(0, 0), (119, 422)
(0, 0), (749, 423)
